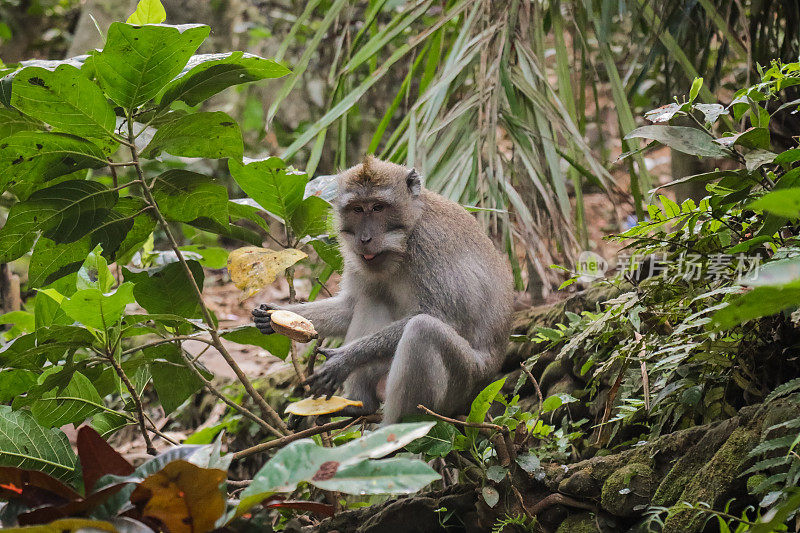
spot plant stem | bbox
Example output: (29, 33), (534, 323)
(104, 351), (156, 455)
(125, 118), (289, 436)
(416, 404), (507, 433)
(233, 415), (380, 460)
(176, 346), (284, 438)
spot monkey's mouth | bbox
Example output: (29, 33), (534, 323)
(362, 253), (378, 261)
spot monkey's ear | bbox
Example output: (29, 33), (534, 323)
(406, 169), (421, 196)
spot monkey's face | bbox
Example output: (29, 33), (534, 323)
(337, 188), (410, 269)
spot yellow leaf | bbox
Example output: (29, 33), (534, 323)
(227, 247), (307, 300)
(2, 518), (117, 532)
(127, 0), (167, 24)
(285, 396), (363, 416)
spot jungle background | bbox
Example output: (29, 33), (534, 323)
(1, 0), (800, 532)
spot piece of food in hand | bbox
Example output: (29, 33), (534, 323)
(268, 310), (318, 342)
(285, 396), (363, 416)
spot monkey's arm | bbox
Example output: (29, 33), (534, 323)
(252, 294), (354, 338)
(305, 317), (410, 397)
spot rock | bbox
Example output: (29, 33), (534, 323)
(540, 360), (569, 392)
(600, 463), (655, 517)
(556, 513), (601, 533)
(559, 469), (601, 499)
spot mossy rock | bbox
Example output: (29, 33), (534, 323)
(600, 463), (654, 517)
(662, 425), (760, 532)
(556, 513), (601, 533)
(540, 360), (569, 392)
(559, 469), (601, 499)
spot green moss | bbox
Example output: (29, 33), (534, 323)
(662, 425), (760, 532)
(747, 474), (767, 494)
(600, 463), (654, 517)
(555, 513), (600, 533)
(539, 360), (567, 391)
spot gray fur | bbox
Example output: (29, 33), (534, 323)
(253, 157), (513, 424)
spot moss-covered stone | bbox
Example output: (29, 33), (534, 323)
(559, 469), (600, 499)
(600, 463), (654, 517)
(555, 513), (601, 533)
(540, 360), (568, 392)
(662, 425), (760, 532)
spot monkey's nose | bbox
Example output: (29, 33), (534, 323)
(360, 235), (372, 243)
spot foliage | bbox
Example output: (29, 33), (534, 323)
(524, 60), (800, 526)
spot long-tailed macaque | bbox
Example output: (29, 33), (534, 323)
(252, 156), (513, 424)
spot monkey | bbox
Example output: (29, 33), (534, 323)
(252, 156), (513, 425)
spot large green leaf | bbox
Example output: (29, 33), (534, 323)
(31, 371), (105, 428)
(312, 458), (439, 495)
(289, 196), (331, 239)
(221, 326), (290, 359)
(0, 370), (37, 403)
(0, 56), (90, 107)
(625, 125), (732, 159)
(145, 344), (204, 415)
(186, 216), (263, 246)
(159, 52), (290, 108)
(11, 65), (116, 139)
(142, 111), (242, 159)
(0, 131), (107, 197)
(751, 188), (800, 218)
(0, 180), (119, 263)
(465, 377), (505, 440)
(239, 422), (435, 512)
(60, 283), (135, 330)
(0, 108), (43, 140)
(404, 419), (459, 457)
(152, 169), (228, 227)
(28, 199), (144, 289)
(711, 280), (800, 330)
(93, 23), (209, 109)
(0, 406), (77, 481)
(123, 261), (205, 318)
(228, 157), (307, 220)
(0, 325), (95, 369)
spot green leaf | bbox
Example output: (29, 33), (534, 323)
(92, 411), (130, 438)
(123, 261), (205, 318)
(145, 344), (203, 415)
(711, 281), (800, 330)
(0, 108), (43, 140)
(717, 127), (771, 151)
(289, 196), (331, 239)
(541, 395), (563, 412)
(152, 169), (229, 226)
(11, 65), (116, 139)
(127, 0), (167, 24)
(311, 238), (343, 272)
(624, 125), (731, 158)
(28, 202), (140, 289)
(689, 77), (703, 102)
(0, 325), (94, 369)
(774, 148), (800, 165)
(0, 180), (119, 263)
(0, 370), (37, 403)
(403, 419), (459, 457)
(515, 452), (541, 474)
(465, 377), (505, 440)
(77, 246), (115, 292)
(0, 132), (107, 198)
(313, 458), (440, 495)
(239, 422), (435, 512)
(228, 157), (307, 220)
(142, 111), (242, 159)
(220, 326), (290, 359)
(115, 196), (157, 260)
(751, 188), (800, 218)
(179, 245), (228, 269)
(159, 52), (290, 108)
(31, 371), (105, 428)
(0, 406), (77, 481)
(93, 23), (209, 109)
(60, 283), (135, 330)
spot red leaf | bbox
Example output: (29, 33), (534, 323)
(18, 484), (126, 526)
(263, 498), (335, 518)
(0, 466), (81, 503)
(77, 426), (134, 493)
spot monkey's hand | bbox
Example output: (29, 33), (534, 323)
(304, 347), (349, 398)
(251, 303), (279, 335)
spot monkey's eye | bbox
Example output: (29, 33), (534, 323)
(372, 204), (384, 212)
(353, 206), (364, 213)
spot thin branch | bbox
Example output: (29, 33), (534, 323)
(121, 335), (216, 357)
(417, 404), (507, 434)
(520, 362), (543, 414)
(125, 118), (289, 436)
(234, 415), (380, 460)
(104, 352), (156, 455)
(175, 346), (283, 439)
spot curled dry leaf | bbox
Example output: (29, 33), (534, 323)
(285, 396), (363, 416)
(227, 246), (307, 300)
(269, 309), (318, 342)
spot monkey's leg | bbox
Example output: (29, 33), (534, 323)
(339, 360), (389, 417)
(383, 314), (487, 425)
